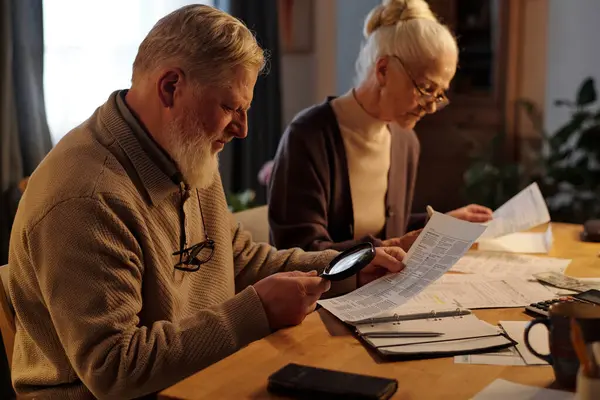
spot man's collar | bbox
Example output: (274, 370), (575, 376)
(99, 90), (182, 206)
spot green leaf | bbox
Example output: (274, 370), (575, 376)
(550, 111), (590, 146)
(578, 125), (600, 152)
(577, 77), (597, 106)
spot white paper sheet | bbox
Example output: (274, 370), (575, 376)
(478, 182), (550, 240)
(375, 274), (556, 314)
(478, 224), (554, 253)
(499, 321), (549, 365)
(450, 251), (571, 278)
(454, 346), (526, 366)
(473, 379), (574, 400)
(317, 212), (486, 323)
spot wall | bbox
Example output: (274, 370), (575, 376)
(335, 0), (379, 94)
(280, 0), (337, 127)
(280, 0), (381, 126)
(544, 0), (600, 134)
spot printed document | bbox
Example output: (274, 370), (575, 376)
(478, 224), (554, 253)
(478, 182), (550, 240)
(454, 347), (526, 366)
(450, 251), (571, 278)
(375, 274), (556, 314)
(317, 212), (486, 323)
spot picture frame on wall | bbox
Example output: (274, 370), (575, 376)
(278, 0), (313, 53)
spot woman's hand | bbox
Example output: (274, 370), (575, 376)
(447, 204), (493, 222)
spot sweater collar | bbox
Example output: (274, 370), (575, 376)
(331, 90), (388, 140)
(98, 90), (181, 205)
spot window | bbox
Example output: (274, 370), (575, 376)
(43, 0), (214, 144)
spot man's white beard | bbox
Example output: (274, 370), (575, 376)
(163, 116), (219, 190)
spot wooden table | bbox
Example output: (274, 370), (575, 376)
(160, 223), (600, 399)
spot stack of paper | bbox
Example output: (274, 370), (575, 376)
(476, 182), (554, 253)
(318, 211), (486, 323)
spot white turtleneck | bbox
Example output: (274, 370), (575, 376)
(330, 90), (391, 240)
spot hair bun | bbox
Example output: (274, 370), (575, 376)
(363, 0), (437, 38)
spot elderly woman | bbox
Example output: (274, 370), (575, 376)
(268, 0), (492, 252)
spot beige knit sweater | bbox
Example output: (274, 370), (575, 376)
(331, 90), (391, 240)
(8, 91), (345, 399)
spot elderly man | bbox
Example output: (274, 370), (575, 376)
(8, 5), (405, 399)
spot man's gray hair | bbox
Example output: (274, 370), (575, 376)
(132, 4), (265, 86)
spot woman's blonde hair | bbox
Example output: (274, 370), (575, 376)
(355, 0), (458, 85)
(132, 5), (266, 87)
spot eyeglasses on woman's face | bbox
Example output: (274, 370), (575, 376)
(390, 55), (450, 111)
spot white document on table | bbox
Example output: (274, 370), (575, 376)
(454, 346), (526, 366)
(450, 251), (571, 278)
(478, 182), (550, 240)
(478, 224), (554, 254)
(473, 379), (574, 400)
(374, 274), (556, 314)
(317, 212), (487, 323)
(499, 321), (549, 365)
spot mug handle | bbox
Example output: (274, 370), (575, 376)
(524, 319), (553, 364)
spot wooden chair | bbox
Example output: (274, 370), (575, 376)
(234, 205), (269, 243)
(0, 265), (14, 367)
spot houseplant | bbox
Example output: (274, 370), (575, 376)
(464, 77), (600, 223)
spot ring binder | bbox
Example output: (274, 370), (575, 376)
(353, 311), (517, 361)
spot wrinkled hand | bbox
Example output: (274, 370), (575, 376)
(447, 204), (493, 222)
(382, 229), (423, 251)
(254, 270), (331, 330)
(358, 247), (406, 287)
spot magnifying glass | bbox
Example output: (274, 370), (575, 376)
(320, 242), (376, 281)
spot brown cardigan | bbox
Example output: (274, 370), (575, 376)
(268, 98), (426, 252)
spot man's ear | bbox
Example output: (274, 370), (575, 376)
(157, 68), (185, 108)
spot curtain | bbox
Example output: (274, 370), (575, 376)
(0, 0), (53, 263)
(225, 0), (282, 205)
(0, 1), (52, 395)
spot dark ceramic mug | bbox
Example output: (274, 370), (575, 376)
(524, 302), (600, 389)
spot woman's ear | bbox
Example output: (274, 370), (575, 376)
(375, 57), (390, 88)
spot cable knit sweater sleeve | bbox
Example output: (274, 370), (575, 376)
(21, 197), (271, 399)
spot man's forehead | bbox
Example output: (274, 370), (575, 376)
(223, 69), (257, 101)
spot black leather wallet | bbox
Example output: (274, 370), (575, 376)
(582, 219), (600, 242)
(267, 363), (398, 399)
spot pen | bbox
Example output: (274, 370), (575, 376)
(362, 331), (444, 338)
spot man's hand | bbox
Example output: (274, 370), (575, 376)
(254, 271), (331, 330)
(358, 247), (406, 287)
(447, 204), (493, 222)
(381, 229), (422, 251)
